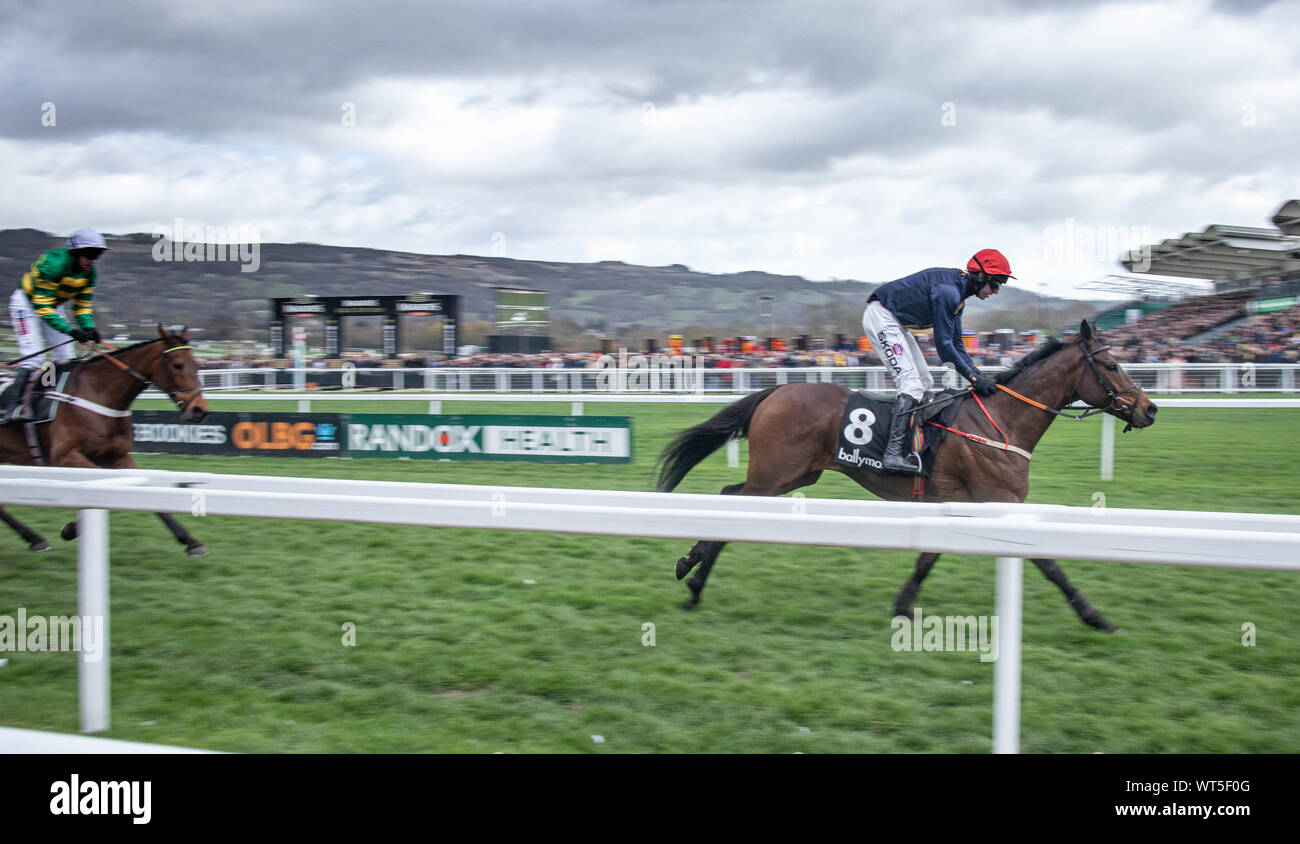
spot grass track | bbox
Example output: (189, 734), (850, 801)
(1, 397), (1298, 752)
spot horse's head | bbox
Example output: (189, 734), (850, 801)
(150, 325), (209, 423)
(1070, 320), (1157, 430)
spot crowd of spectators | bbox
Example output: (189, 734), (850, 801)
(195, 296), (1299, 370)
(1104, 293), (1299, 364)
(196, 341), (1042, 371)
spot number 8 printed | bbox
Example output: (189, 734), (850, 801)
(843, 408), (876, 445)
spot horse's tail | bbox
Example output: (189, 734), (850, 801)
(656, 386), (780, 492)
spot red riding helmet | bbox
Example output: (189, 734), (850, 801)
(967, 248), (1015, 279)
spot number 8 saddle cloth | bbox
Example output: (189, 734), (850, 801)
(833, 388), (969, 477)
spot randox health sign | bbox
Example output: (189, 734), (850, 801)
(344, 414), (632, 463)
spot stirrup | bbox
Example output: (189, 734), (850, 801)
(882, 451), (922, 474)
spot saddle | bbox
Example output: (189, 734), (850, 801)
(834, 388), (968, 476)
(0, 366), (71, 426)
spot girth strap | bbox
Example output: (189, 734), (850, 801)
(44, 391), (133, 418)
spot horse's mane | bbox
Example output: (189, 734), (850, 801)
(994, 336), (1070, 385)
(105, 338), (165, 355)
(71, 337), (168, 371)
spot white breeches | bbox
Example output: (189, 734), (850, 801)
(862, 300), (933, 401)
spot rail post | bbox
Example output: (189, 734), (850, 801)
(993, 554), (1024, 754)
(78, 508), (109, 734)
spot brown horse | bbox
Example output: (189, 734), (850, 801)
(1, 326), (211, 554)
(657, 320), (1158, 631)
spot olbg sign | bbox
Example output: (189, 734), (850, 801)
(132, 412), (342, 457)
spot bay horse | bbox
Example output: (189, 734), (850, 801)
(657, 320), (1158, 631)
(1, 326), (211, 555)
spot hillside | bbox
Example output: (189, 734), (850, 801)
(0, 229), (1108, 346)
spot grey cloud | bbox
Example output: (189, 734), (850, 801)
(1210, 0), (1281, 12)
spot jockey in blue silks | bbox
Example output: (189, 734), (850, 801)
(862, 248), (1014, 474)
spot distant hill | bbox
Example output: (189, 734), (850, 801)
(0, 229), (1109, 344)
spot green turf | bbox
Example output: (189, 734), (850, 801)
(2, 399), (1298, 753)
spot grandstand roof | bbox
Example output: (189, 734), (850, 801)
(1118, 200), (1300, 291)
(1274, 199), (1300, 236)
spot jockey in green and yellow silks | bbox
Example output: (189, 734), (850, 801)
(10, 228), (106, 369)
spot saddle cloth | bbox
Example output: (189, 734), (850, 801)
(833, 388), (967, 477)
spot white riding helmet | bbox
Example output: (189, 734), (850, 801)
(66, 228), (108, 251)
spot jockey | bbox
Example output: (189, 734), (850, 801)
(3, 229), (106, 413)
(862, 248), (1013, 474)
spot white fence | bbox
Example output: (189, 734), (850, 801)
(196, 363), (1300, 394)
(3, 465), (1299, 753)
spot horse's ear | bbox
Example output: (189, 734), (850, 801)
(157, 324), (166, 340)
(181, 326), (190, 341)
(1079, 319), (1093, 341)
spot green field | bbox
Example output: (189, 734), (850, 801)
(2, 397), (1299, 753)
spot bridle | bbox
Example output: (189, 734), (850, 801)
(998, 337), (1143, 428)
(86, 339), (206, 413)
(1071, 338), (1143, 429)
(901, 334), (1148, 468)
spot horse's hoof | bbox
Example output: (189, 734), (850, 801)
(1086, 616), (1120, 633)
(681, 599), (697, 611)
(60, 523), (78, 541)
(675, 556), (697, 580)
(186, 544), (209, 557)
(29, 540), (52, 552)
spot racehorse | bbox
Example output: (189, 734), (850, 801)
(0, 326), (211, 555)
(657, 320), (1158, 631)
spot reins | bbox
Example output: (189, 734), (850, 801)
(4, 339), (75, 367)
(902, 338), (1144, 461)
(77, 339), (204, 413)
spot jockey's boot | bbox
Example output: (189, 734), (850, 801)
(881, 393), (922, 475)
(0, 367), (33, 424)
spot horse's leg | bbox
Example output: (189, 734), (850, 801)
(886, 454), (973, 621)
(41, 448), (100, 543)
(0, 506), (52, 552)
(681, 472), (822, 610)
(58, 452), (208, 556)
(116, 453), (209, 557)
(893, 552), (941, 618)
(675, 482), (745, 581)
(156, 512), (208, 557)
(61, 506), (205, 557)
(1030, 558), (1119, 633)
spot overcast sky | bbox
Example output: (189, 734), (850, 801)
(1, 0), (1296, 298)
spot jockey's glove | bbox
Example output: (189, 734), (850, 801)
(68, 327), (94, 343)
(970, 371), (998, 396)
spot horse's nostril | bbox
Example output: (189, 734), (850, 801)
(1148, 404), (1158, 416)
